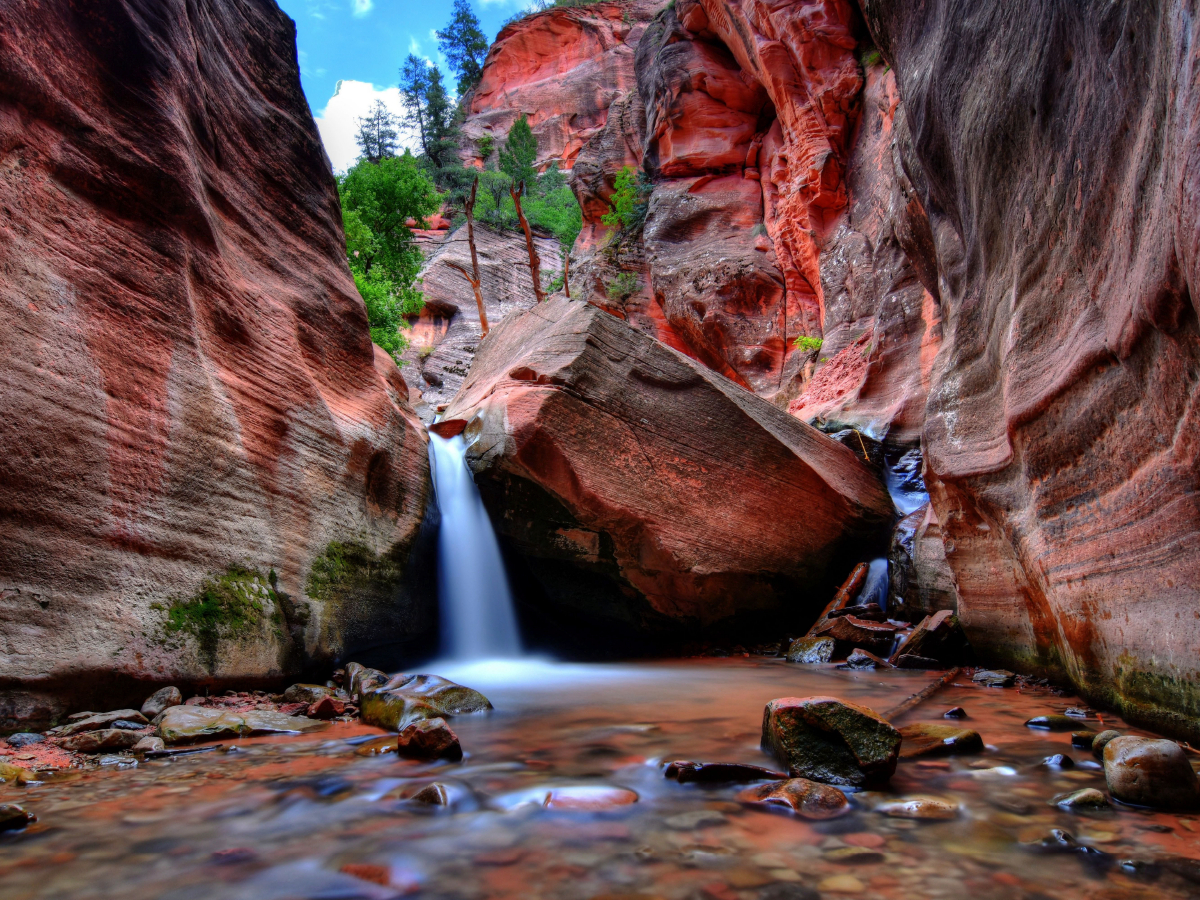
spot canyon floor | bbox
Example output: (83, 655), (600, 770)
(2, 658), (1200, 900)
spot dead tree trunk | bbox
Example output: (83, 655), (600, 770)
(562, 250), (570, 298)
(511, 180), (545, 303)
(464, 177), (488, 334)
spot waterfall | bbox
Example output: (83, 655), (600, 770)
(428, 434), (522, 660)
(858, 557), (889, 610)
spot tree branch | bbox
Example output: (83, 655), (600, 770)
(511, 180), (545, 304)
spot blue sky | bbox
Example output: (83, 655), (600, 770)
(277, 0), (535, 171)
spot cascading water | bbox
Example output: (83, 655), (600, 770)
(858, 557), (890, 610)
(428, 433), (522, 659)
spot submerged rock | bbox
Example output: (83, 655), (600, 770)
(407, 783), (451, 806)
(786, 637), (836, 665)
(736, 778), (851, 820)
(140, 687), (183, 719)
(1103, 736), (1200, 810)
(132, 736), (166, 753)
(0, 763), (35, 785)
(1071, 730), (1098, 749)
(157, 706), (327, 744)
(943, 707), (968, 719)
(0, 804), (35, 832)
(898, 723), (984, 759)
(394, 717), (462, 761)
(761, 696), (901, 787)
(358, 674), (492, 732)
(1026, 715), (1079, 731)
(1051, 788), (1111, 811)
(664, 761), (787, 783)
(973, 670), (1016, 687)
(1092, 730), (1122, 759)
(876, 797), (959, 820)
(60, 729), (143, 753)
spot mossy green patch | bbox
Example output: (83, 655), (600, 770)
(163, 566), (279, 670)
(306, 541), (411, 660)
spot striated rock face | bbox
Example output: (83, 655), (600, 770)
(0, 0), (433, 725)
(441, 296), (892, 648)
(463, 0), (662, 170)
(402, 225), (562, 421)
(862, 0), (1200, 738)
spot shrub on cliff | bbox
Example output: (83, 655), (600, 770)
(602, 166), (651, 234)
(338, 153), (439, 361)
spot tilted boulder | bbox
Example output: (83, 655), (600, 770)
(761, 696), (901, 787)
(890, 609), (971, 669)
(441, 297), (893, 643)
(350, 665), (492, 732)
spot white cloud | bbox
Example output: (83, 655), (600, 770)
(351, 0), (372, 17)
(314, 80), (415, 174)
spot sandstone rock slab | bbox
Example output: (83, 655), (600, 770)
(761, 696), (901, 787)
(157, 706), (326, 745)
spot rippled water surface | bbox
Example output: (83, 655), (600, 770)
(3, 659), (1199, 899)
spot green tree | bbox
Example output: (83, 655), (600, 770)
(437, 0), (489, 96)
(499, 114), (538, 192)
(602, 166), (642, 230)
(355, 100), (399, 163)
(338, 153), (439, 361)
(400, 55), (460, 187)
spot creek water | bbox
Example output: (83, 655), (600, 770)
(428, 434), (522, 660)
(4, 658), (1200, 900)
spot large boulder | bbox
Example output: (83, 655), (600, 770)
(0, 0), (433, 728)
(761, 696), (901, 787)
(1103, 736), (1200, 810)
(355, 669), (493, 732)
(441, 296), (892, 645)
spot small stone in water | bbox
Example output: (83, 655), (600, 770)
(1064, 707), (1091, 718)
(0, 804), (36, 832)
(876, 797), (959, 820)
(4, 733), (45, 749)
(60, 729), (142, 753)
(664, 760), (787, 783)
(1051, 788), (1110, 811)
(786, 636), (836, 665)
(1042, 753), (1074, 768)
(132, 736), (165, 753)
(97, 754), (137, 768)
(1025, 715), (1079, 731)
(408, 783), (450, 806)
(736, 778), (850, 820)
(943, 707), (968, 719)
(140, 686), (183, 719)
(973, 669), (1015, 687)
(395, 717), (462, 761)
(1071, 730), (1097, 749)
(898, 723), (983, 759)
(664, 809), (727, 829)
(817, 874), (865, 893)
(1091, 729), (1121, 759)
(757, 884), (820, 900)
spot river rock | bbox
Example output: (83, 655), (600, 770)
(157, 706), (327, 744)
(358, 674), (492, 732)
(786, 637), (836, 665)
(816, 616), (901, 658)
(407, 783), (451, 806)
(4, 733), (45, 749)
(53, 710), (148, 737)
(0, 762), (35, 785)
(1092, 730), (1122, 759)
(898, 723), (984, 759)
(60, 728), (143, 753)
(0, 804), (35, 832)
(1051, 788), (1110, 811)
(1071, 731), (1098, 749)
(889, 610), (970, 668)
(973, 670), (1015, 687)
(346, 663), (390, 699)
(140, 687), (183, 719)
(664, 761), (787, 784)
(943, 707), (968, 719)
(439, 295), (892, 644)
(761, 696), (901, 787)
(132, 736), (166, 753)
(283, 684), (334, 705)
(394, 717), (462, 761)
(306, 696), (346, 720)
(1103, 736), (1200, 810)
(876, 797), (959, 820)
(1026, 715), (1079, 732)
(736, 778), (851, 820)
(1041, 753), (1074, 769)
(839, 648), (894, 670)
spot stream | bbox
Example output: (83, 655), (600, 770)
(2, 658), (1198, 899)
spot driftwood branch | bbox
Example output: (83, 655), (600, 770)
(511, 180), (545, 303)
(883, 668), (962, 721)
(563, 249), (570, 298)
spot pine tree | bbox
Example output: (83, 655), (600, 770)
(499, 114), (538, 193)
(399, 55), (431, 155)
(436, 0), (489, 96)
(355, 100), (399, 163)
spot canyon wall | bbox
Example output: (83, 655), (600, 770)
(860, 0), (1200, 739)
(0, 0), (433, 726)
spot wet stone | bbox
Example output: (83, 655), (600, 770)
(876, 797), (959, 820)
(0, 804), (36, 832)
(53, 709), (149, 737)
(664, 809), (727, 829)
(943, 707), (968, 719)
(838, 648), (893, 670)
(60, 728), (143, 753)
(664, 760), (786, 783)
(111, 719), (145, 730)
(0, 762), (35, 784)
(890, 609), (969, 668)
(972, 669), (1015, 687)
(157, 706), (326, 744)
(823, 845), (885, 863)
(395, 716), (462, 761)
(306, 696), (346, 720)
(1071, 730), (1098, 749)
(283, 683), (334, 705)
(1052, 788), (1110, 811)
(761, 696), (901, 787)
(898, 723), (984, 759)
(408, 782), (450, 805)
(4, 733), (45, 749)
(132, 736), (165, 753)
(736, 778), (851, 820)
(358, 673), (492, 731)
(1104, 736), (1200, 810)
(1092, 729), (1122, 759)
(1041, 754), (1075, 768)
(786, 636), (836, 665)
(1025, 715), (1079, 731)
(140, 686), (183, 719)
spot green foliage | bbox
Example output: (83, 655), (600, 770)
(437, 0), (489, 96)
(861, 47), (883, 69)
(477, 134), (495, 162)
(164, 567), (276, 669)
(306, 541), (403, 605)
(602, 166), (651, 233)
(499, 114), (538, 190)
(605, 272), (640, 302)
(356, 100), (399, 163)
(793, 335), (824, 353)
(400, 55), (458, 184)
(338, 153), (439, 361)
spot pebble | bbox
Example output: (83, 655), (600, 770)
(736, 778), (851, 820)
(1025, 715), (1079, 731)
(132, 736), (165, 753)
(898, 723), (983, 759)
(943, 707), (968, 719)
(817, 874), (865, 893)
(4, 733), (45, 749)
(876, 798), (959, 820)
(395, 716), (462, 761)
(972, 670), (1015, 687)
(1091, 729), (1121, 759)
(1071, 730), (1097, 749)
(1041, 753), (1074, 768)
(1051, 788), (1110, 811)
